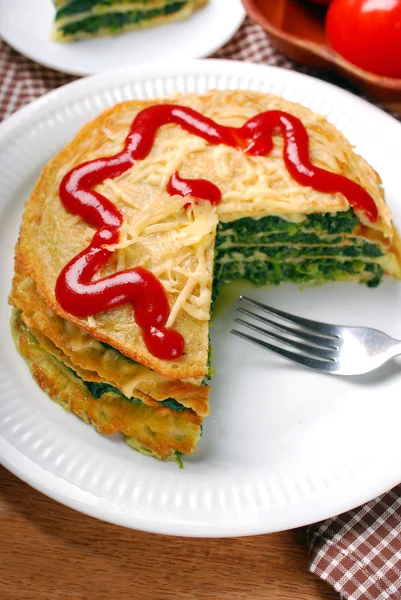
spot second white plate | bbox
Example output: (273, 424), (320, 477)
(0, 0), (245, 75)
(2, 60), (401, 537)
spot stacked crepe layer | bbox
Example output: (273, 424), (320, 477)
(52, 0), (207, 41)
(10, 90), (401, 461)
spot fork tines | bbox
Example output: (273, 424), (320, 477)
(230, 296), (340, 371)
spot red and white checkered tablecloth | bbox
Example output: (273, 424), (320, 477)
(1, 16), (401, 600)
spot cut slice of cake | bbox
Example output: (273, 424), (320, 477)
(9, 90), (401, 461)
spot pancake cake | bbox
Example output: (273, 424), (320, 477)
(9, 90), (401, 463)
(51, 0), (208, 42)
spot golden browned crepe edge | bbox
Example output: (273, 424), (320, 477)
(9, 254), (211, 417)
(11, 309), (202, 459)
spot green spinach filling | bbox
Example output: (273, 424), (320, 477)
(56, 0), (180, 20)
(214, 258), (383, 288)
(59, 1), (186, 35)
(75, 374), (188, 413)
(213, 210), (384, 289)
(216, 242), (382, 260)
(217, 210), (360, 242)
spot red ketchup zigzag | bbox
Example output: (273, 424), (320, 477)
(55, 104), (378, 360)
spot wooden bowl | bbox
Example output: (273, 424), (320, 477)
(242, 0), (401, 107)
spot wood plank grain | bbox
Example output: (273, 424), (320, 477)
(0, 466), (337, 600)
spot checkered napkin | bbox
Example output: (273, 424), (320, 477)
(308, 489), (401, 599)
(1, 16), (401, 600)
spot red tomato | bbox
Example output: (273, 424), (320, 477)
(326, 0), (401, 78)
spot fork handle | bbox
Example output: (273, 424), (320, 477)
(388, 341), (401, 359)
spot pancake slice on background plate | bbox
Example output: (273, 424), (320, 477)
(9, 90), (401, 463)
(51, 0), (209, 42)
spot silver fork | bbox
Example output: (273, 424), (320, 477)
(230, 296), (401, 375)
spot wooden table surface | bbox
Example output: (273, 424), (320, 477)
(1, 466), (338, 600)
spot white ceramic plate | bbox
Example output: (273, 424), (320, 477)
(0, 0), (245, 76)
(2, 59), (401, 537)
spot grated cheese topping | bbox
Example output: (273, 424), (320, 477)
(100, 185), (218, 326)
